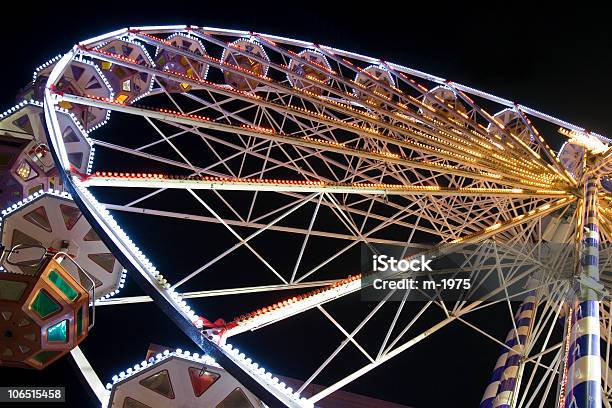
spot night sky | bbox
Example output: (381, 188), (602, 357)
(0, 3), (610, 407)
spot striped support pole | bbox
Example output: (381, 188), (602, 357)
(493, 294), (536, 408)
(480, 348), (511, 408)
(480, 294), (536, 408)
(564, 177), (601, 408)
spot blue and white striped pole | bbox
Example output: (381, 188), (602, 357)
(480, 294), (536, 408)
(480, 350), (511, 408)
(564, 177), (601, 408)
(492, 294), (536, 408)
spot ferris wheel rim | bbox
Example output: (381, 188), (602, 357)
(38, 25), (606, 408)
(71, 24), (610, 143)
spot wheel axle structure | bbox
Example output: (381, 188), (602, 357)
(1, 24), (612, 407)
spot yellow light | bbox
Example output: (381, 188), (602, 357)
(15, 161), (32, 181)
(58, 100), (73, 110)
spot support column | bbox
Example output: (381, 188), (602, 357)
(565, 177), (602, 408)
(493, 293), (536, 408)
(480, 293), (536, 408)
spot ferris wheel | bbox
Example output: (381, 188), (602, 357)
(20, 24), (612, 407)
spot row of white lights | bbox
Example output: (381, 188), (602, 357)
(0, 99), (43, 120)
(33, 55), (63, 81)
(95, 35), (156, 66)
(1, 188), (71, 217)
(105, 347), (313, 407)
(107, 348), (219, 386)
(221, 342), (312, 406)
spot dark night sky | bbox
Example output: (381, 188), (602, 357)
(0, 3), (610, 408)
